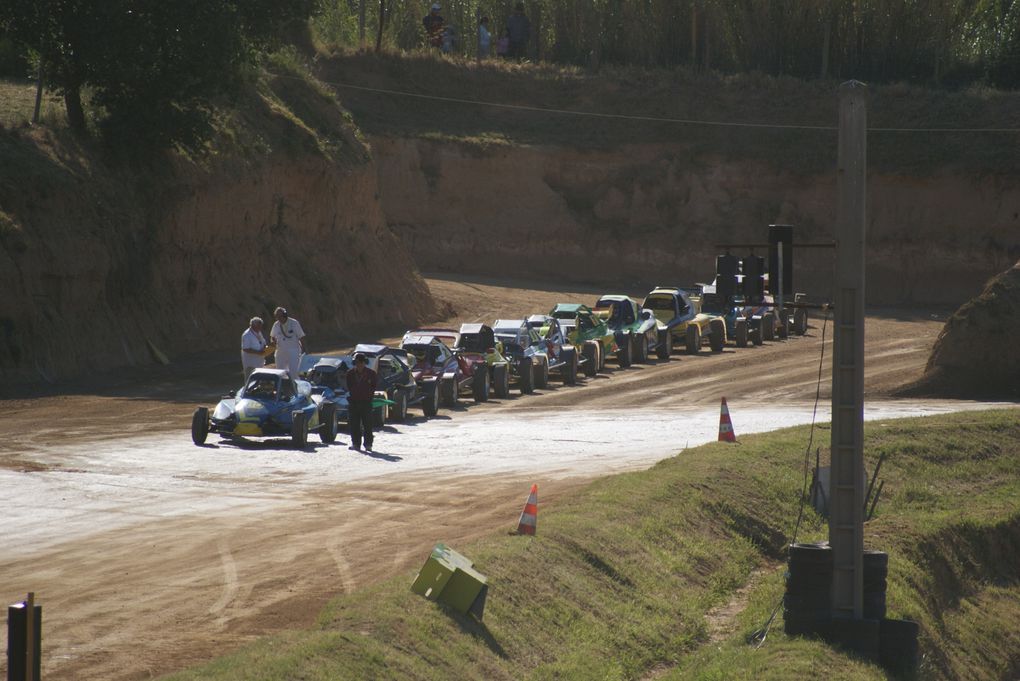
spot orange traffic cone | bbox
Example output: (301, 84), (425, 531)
(718, 397), (737, 442)
(516, 484), (538, 535)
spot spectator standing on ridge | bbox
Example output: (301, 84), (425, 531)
(346, 352), (379, 452)
(506, 2), (530, 61)
(495, 28), (510, 59)
(269, 306), (305, 381)
(240, 316), (268, 380)
(441, 24), (457, 54)
(423, 3), (444, 49)
(477, 16), (491, 60)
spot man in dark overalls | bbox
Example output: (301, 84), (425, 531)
(346, 352), (378, 452)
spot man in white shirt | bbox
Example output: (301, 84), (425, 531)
(240, 316), (268, 380)
(269, 306), (306, 381)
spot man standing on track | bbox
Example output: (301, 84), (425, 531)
(240, 316), (268, 380)
(346, 352), (378, 452)
(269, 306), (305, 381)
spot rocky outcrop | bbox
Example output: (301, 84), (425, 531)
(371, 136), (1020, 306)
(0, 122), (435, 384)
(914, 261), (1020, 398)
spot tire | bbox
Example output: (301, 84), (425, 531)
(633, 333), (648, 363)
(735, 320), (749, 348)
(493, 364), (510, 398)
(372, 403), (386, 428)
(440, 377), (458, 408)
(685, 325), (700, 355)
(291, 411), (308, 448)
(519, 357), (535, 394)
(389, 391), (408, 422)
(778, 315), (790, 339)
(191, 407), (209, 445)
(422, 381), (439, 417)
(751, 324), (764, 346)
(598, 343), (607, 371)
(472, 366), (490, 402)
(794, 308), (808, 336)
(655, 329), (670, 360)
(582, 343), (598, 377)
(536, 358), (549, 389)
(616, 335), (632, 368)
(562, 348), (578, 385)
(762, 313), (776, 341)
(319, 403), (338, 444)
(709, 319), (726, 353)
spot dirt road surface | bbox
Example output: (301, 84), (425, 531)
(0, 276), (1004, 681)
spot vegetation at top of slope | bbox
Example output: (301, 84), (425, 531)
(0, 0), (315, 151)
(316, 50), (1020, 176)
(312, 0), (1020, 90)
(161, 408), (1020, 681)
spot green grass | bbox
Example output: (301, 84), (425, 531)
(314, 50), (1020, 176)
(162, 409), (1020, 681)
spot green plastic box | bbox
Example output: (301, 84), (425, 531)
(411, 543), (488, 619)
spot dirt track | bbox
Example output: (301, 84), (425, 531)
(0, 275), (997, 681)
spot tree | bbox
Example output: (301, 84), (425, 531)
(0, 0), (315, 147)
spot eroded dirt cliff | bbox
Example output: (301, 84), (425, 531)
(912, 260), (1020, 397)
(0, 78), (436, 384)
(371, 136), (1020, 306)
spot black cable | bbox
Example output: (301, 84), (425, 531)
(748, 309), (830, 647)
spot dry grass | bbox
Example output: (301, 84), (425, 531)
(314, 50), (1020, 176)
(0, 78), (67, 129)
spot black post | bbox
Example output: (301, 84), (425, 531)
(8, 602), (42, 681)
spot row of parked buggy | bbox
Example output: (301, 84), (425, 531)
(190, 284), (809, 447)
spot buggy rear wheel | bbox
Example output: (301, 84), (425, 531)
(562, 348), (578, 385)
(389, 391), (408, 422)
(762, 313), (776, 341)
(735, 320), (749, 348)
(518, 357), (534, 394)
(582, 343), (598, 377)
(617, 335), (632, 368)
(440, 377), (458, 407)
(709, 319), (726, 353)
(319, 403), (338, 444)
(472, 367), (490, 402)
(535, 358), (549, 388)
(191, 407), (209, 445)
(422, 381), (439, 417)
(656, 329), (670, 360)
(291, 411), (308, 448)
(685, 325), (701, 355)
(493, 364), (510, 397)
(794, 308), (808, 335)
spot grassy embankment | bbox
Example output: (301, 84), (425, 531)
(313, 50), (1020, 176)
(163, 409), (1020, 681)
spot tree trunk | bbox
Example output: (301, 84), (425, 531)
(690, 1), (698, 66)
(375, 0), (385, 52)
(359, 0), (367, 47)
(820, 8), (831, 78)
(64, 84), (86, 132)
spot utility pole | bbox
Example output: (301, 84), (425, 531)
(829, 80), (868, 621)
(32, 60), (44, 124)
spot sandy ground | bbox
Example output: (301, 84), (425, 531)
(0, 275), (1006, 681)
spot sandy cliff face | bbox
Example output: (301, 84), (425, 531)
(372, 136), (1020, 305)
(0, 130), (435, 383)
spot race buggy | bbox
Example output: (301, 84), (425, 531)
(491, 319), (542, 393)
(525, 314), (580, 385)
(593, 295), (661, 366)
(549, 303), (615, 376)
(454, 324), (513, 398)
(353, 344), (440, 421)
(299, 354), (392, 426)
(191, 368), (338, 448)
(400, 331), (490, 407)
(642, 286), (727, 355)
